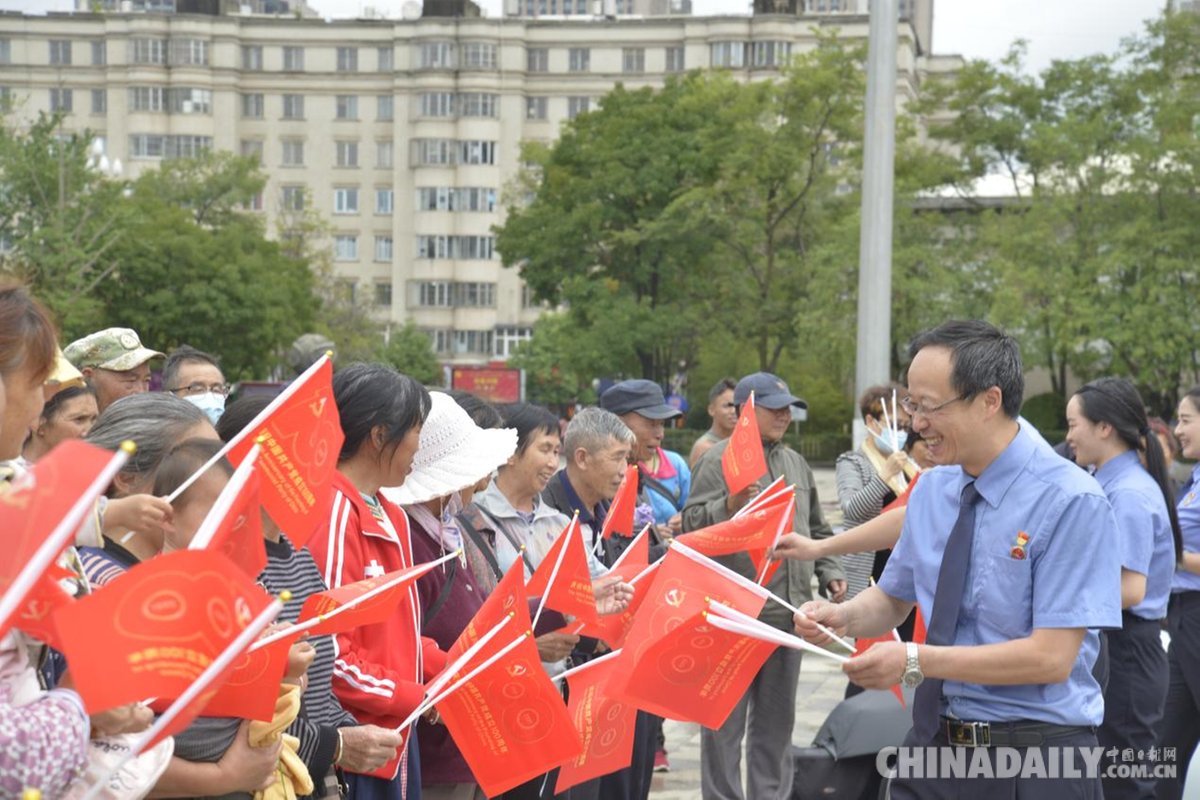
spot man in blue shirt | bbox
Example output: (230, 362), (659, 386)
(793, 321), (1122, 799)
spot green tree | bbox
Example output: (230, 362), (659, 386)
(377, 322), (443, 386)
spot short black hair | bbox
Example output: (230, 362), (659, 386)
(496, 402), (559, 454)
(333, 363), (431, 462)
(163, 345), (222, 390)
(442, 389), (504, 429)
(908, 320), (1023, 418)
(41, 384), (96, 423)
(708, 378), (736, 405)
(215, 393), (274, 443)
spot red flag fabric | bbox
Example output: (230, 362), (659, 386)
(525, 517), (598, 626)
(189, 635), (294, 721)
(53, 549), (275, 713)
(749, 495), (795, 587)
(619, 610), (777, 727)
(674, 498), (790, 558)
(206, 467), (267, 580)
(436, 632), (582, 797)
(13, 572), (74, 649)
(614, 544), (767, 694)
(448, 560), (532, 664)
(610, 526), (651, 581)
(600, 465), (639, 540)
(852, 633), (906, 707)
(881, 470), (921, 515)
(721, 394), (768, 496)
(912, 607), (927, 645)
(297, 561), (439, 637)
(224, 357), (343, 548)
(555, 655), (638, 794)
(0, 440), (117, 640)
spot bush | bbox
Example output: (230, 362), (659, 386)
(1021, 392), (1066, 433)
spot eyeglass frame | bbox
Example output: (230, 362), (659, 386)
(900, 393), (969, 418)
(170, 382), (231, 397)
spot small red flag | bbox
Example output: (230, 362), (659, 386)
(448, 560), (532, 664)
(882, 470), (921, 515)
(620, 610), (776, 727)
(203, 466), (267, 580)
(436, 632), (582, 797)
(191, 635), (293, 721)
(912, 608), (927, 645)
(852, 633), (906, 707)
(600, 465), (639, 540)
(526, 517), (598, 626)
(674, 498), (790, 558)
(224, 357), (343, 548)
(721, 393), (768, 496)
(53, 549), (275, 713)
(13, 572), (74, 649)
(555, 654), (638, 793)
(749, 494), (795, 586)
(297, 561), (438, 637)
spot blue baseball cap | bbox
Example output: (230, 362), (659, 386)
(734, 372), (807, 411)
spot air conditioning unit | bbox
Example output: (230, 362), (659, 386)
(119, 0), (133, 12)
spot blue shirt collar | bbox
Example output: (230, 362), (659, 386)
(1093, 449), (1140, 490)
(970, 426), (1037, 509)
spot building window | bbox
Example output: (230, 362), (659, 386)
(459, 93), (498, 118)
(416, 187), (496, 212)
(50, 88), (73, 113)
(751, 41), (791, 68)
(416, 235), (496, 260)
(246, 192), (264, 212)
(525, 96), (548, 120)
(49, 40), (72, 66)
(282, 94), (304, 119)
(568, 47), (589, 72)
(377, 95), (394, 121)
(280, 185), (305, 211)
(374, 281), (392, 306)
(335, 140), (359, 168)
(282, 45), (304, 71)
(377, 46), (394, 71)
(494, 326), (533, 359)
(334, 235), (358, 261)
(419, 92), (456, 118)
(452, 330), (493, 355)
(810, 0), (846, 9)
(521, 284), (538, 308)
(91, 89), (106, 114)
(130, 38), (168, 64)
(281, 138), (304, 166)
(415, 281), (453, 308)
(460, 140), (495, 165)
(567, 96), (590, 119)
(374, 236), (393, 262)
(167, 87), (211, 114)
(335, 95), (358, 120)
(527, 47), (548, 72)
(128, 134), (212, 159)
(417, 41), (455, 69)
(413, 139), (455, 166)
(666, 46), (685, 72)
(242, 93), (264, 119)
(170, 38), (209, 66)
(334, 187), (359, 214)
(622, 47), (645, 73)
(460, 42), (497, 70)
(240, 139), (264, 160)
(336, 46), (358, 72)
(376, 188), (394, 214)
(376, 141), (393, 169)
(242, 45), (263, 71)
(455, 282), (495, 307)
(91, 41), (106, 66)
(0, 39), (10, 65)
(129, 86), (165, 112)
(710, 41), (746, 68)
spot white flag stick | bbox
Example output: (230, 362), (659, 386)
(396, 630), (528, 732)
(249, 551), (459, 652)
(422, 613), (515, 709)
(561, 560), (661, 636)
(703, 608), (850, 664)
(168, 354), (331, 502)
(891, 390), (900, 452)
(671, 542), (856, 652)
(80, 599), (283, 800)
(755, 489), (796, 585)
(0, 443), (131, 636)
(531, 513), (578, 630)
(551, 648), (622, 684)
(188, 444), (260, 551)
(609, 524), (652, 572)
(880, 397), (896, 453)
(733, 476), (788, 519)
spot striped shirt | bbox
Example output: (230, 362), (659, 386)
(834, 449), (896, 600)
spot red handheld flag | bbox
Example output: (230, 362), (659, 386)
(191, 458), (267, 581)
(721, 393), (768, 496)
(600, 465), (639, 540)
(448, 560), (532, 664)
(297, 561), (440, 637)
(13, 571), (75, 649)
(851, 632), (906, 707)
(223, 357), (343, 548)
(526, 517), (598, 627)
(158, 634), (293, 722)
(555, 653), (638, 793)
(436, 632), (582, 797)
(53, 549), (275, 713)
(674, 498), (790, 558)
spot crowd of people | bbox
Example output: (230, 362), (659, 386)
(1, 280), (1200, 800)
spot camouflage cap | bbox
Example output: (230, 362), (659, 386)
(63, 328), (164, 372)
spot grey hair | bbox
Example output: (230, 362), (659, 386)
(86, 392), (209, 484)
(563, 407), (635, 457)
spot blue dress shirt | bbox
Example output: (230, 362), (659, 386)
(1172, 463), (1200, 593)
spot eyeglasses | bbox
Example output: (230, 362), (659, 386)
(171, 382), (231, 397)
(900, 394), (967, 418)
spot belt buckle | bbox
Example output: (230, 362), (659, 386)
(948, 720), (991, 747)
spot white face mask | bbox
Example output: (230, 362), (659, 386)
(184, 392), (225, 426)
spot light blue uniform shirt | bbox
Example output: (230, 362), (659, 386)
(878, 426), (1123, 726)
(1094, 450), (1175, 620)
(1172, 464), (1200, 593)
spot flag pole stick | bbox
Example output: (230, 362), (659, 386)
(755, 487), (796, 585)
(704, 609), (850, 664)
(188, 444), (260, 551)
(531, 512), (578, 630)
(421, 613), (515, 710)
(551, 648), (623, 684)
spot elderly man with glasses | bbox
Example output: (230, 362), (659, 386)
(162, 344), (230, 425)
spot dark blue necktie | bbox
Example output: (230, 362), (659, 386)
(912, 481), (980, 742)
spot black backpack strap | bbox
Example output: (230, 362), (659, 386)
(457, 510), (504, 581)
(422, 557), (458, 633)
(473, 504), (538, 575)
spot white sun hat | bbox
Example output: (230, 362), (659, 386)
(381, 391), (518, 506)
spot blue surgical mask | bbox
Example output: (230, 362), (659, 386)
(872, 429), (907, 455)
(185, 392), (225, 426)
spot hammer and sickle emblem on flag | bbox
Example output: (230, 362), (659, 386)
(664, 588), (685, 608)
(507, 663), (528, 678)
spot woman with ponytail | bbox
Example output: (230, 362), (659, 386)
(1155, 386), (1200, 800)
(1064, 377), (1181, 800)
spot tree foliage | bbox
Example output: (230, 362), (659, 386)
(377, 322), (443, 386)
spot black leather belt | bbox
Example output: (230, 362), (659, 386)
(941, 718), (1093, 748)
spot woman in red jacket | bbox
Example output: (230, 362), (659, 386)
(307, 363), (447, 800)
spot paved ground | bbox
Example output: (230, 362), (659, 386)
(649, 466), (850, 798)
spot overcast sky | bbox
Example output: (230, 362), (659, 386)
(2, 0), (1168, 73)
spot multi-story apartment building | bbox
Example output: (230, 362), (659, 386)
(0, 5), (960, 364)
